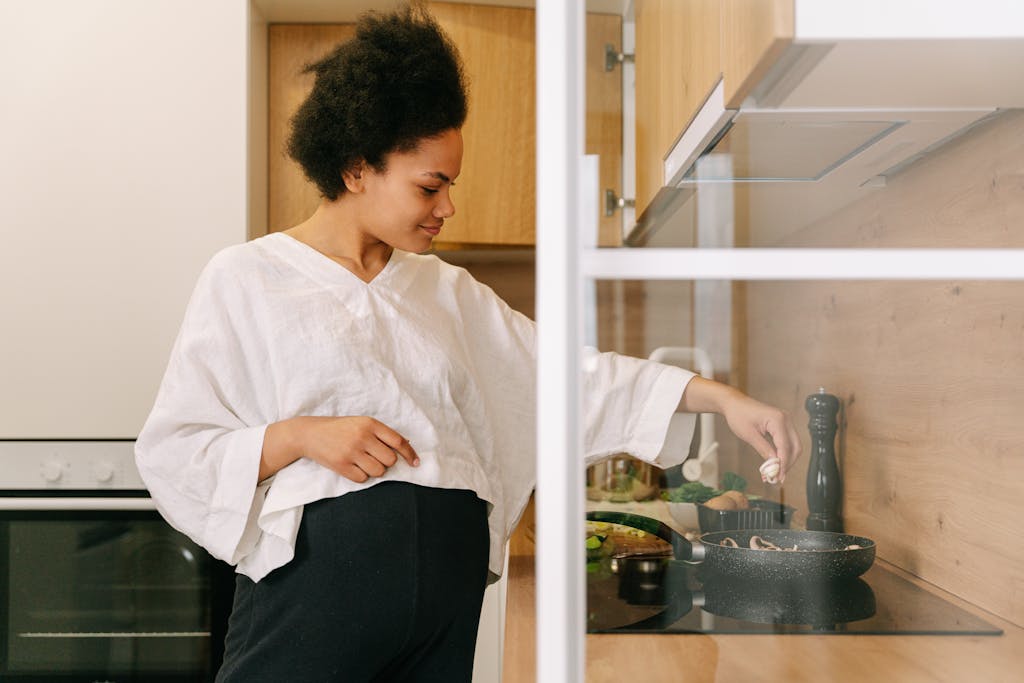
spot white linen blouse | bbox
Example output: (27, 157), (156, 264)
(136, 232), (696, 582)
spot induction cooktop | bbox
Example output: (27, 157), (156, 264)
(586, 558), (1003, 636)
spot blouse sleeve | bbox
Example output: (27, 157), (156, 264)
(455, 269), (697, 469)
(579, 348), (697, 467)
(135, 252), (272, 566)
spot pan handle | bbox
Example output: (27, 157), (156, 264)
(586, 511), (704, 562)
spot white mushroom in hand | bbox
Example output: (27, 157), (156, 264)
(759, 456), (782, 484)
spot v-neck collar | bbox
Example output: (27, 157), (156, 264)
(265, 232), (411, 291)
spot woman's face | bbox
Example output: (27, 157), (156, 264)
(356, 128), (463, 253)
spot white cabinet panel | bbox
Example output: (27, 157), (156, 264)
(0, 0), (250, 437)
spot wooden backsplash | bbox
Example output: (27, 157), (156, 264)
(742, 110), (1024, 627)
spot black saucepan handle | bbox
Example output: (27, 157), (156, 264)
(586, 511), (705, 562)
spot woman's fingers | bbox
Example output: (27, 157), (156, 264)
(365, 439), (404, 473)
(354, 451), (388, 478)
(349, 419), (420, 481)
(760, 413), (802, 484)
(339, 463), (370, 483)
(744, 428), (781, 481)
(729, 404), (801, 485)
(371, 421), (420, 467)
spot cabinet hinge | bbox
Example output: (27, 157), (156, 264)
(604, 44), (634, 72)
(604, 189), (635, 217)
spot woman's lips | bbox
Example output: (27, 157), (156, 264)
(420, 224), (442, 236)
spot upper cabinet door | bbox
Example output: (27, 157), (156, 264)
(635, 0), (722, 217)
(268, 24), (355, 235)
(586, 12), (625, 248)
(431, 4), (624, 247)
(634, 0), (797, 217)
(720, 0), (794, 107)
(428, 2), (535, 246)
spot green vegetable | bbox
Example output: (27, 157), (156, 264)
(585, 534), (609, 562)
(665, 481), (717, 503)
(664, 472), (747, 502)
(720, 471), (747, 492)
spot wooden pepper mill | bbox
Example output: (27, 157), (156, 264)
(805, 387), (843, 532)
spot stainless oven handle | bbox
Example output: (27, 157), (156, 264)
(0, 497), (157, 510)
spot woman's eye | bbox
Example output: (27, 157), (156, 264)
(420, 186), (439, 195)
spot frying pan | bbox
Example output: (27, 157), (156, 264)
(587, 511), (876, 582)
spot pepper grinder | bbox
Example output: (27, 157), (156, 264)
(805, 388), (843, 532)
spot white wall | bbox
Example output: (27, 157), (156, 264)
(0, 0), (250, 437)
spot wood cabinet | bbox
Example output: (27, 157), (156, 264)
(267, 24), (355, 235)
(586, 13), (625, 248)
(634, 0), (721, 217)
(720, 0), (794, 107)
(267, 3), (623, 247)
(634, 0), (795, 217)
(427, 2), (535, 246)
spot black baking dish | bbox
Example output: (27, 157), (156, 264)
(697, 499), (795, 532)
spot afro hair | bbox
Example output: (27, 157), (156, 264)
(287, 4), (468, 200)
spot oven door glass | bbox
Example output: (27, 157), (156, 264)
(0, 510), (228, 682)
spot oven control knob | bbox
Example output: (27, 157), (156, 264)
(93, 461), (116, 483)
(41, 460), (64, 483)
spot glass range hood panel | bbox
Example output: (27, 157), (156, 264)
(683, 114), (905, 182)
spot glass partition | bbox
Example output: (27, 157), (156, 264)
(584, 277), (1022, 636)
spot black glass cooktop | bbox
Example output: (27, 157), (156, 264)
(587, 559), (1003, 636)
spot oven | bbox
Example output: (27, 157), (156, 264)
(0, 441), (235, 682)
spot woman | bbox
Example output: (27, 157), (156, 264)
(136, 5), (799, 681)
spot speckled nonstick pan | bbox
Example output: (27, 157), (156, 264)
(587, 511), (876, 582)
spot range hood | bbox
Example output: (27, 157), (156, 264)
(629, 2), (1024, 247)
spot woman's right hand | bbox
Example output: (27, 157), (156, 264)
(260, 416), (420, 483)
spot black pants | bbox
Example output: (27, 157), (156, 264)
(216, 482), (490, 683)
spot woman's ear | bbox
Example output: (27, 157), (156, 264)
(341, 161), (366, 194)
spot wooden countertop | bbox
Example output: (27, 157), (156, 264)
(503, 500), (1024, 683)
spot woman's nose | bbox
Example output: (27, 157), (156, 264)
(434, 189), (455, 219)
